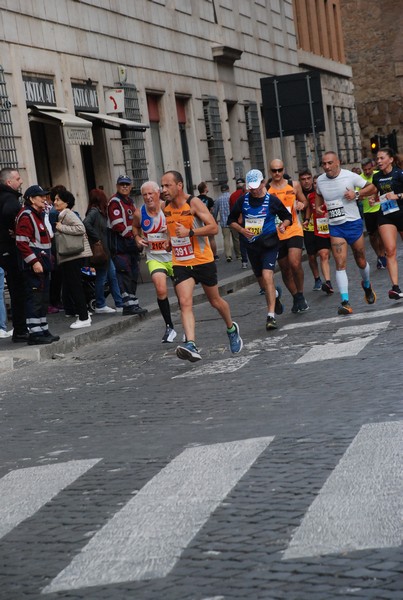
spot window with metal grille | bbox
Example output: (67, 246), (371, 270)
(244, 102), (265, 173)
(121, 84), (148, 194)
(202, 97), (228, 184)
(0, 66), (18, 169)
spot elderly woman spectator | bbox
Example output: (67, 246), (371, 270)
(54, 189), (92, 329)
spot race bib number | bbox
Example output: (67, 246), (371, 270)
(245, 217), (264, 236)
(316, 216), (329, 235)
(380, 194), (399, 215)
(171, 236), (195, 261)
(147, 232), (167, 253)
(326, 198), (346, 225)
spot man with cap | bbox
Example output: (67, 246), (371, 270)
(228, 169), (292, 330)
(107, 175), (147, 316)
(15, 185), (59, 345)
(0, 167), (29, 342)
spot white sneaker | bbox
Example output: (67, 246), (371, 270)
(0, 329), (12, 338)
(115, 307), (123, 313)
(94, 306), (116, 314)
(70, 317), (92, 329)
(161, 326), (177, 343)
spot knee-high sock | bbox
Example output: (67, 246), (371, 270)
(336, 269), (349, 301)
(158, 297), (173, 328)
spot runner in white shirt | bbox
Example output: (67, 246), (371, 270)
(315, 151), (376, 315)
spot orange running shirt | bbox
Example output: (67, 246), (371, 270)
(164, 198), (214, 266)
(268, 182), (303, 241)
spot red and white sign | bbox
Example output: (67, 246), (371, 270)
(105, 89), (124, 114)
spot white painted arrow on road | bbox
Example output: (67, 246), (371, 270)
(295, 321), (389, 364)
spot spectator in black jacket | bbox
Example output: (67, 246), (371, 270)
(0, 168), (28, 342)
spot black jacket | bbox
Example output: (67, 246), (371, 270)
(0, 183), (22, 255)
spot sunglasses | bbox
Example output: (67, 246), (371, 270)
(271, 168), (284, 173)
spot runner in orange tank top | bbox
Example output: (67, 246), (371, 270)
(268, 158), (309, 314)
(161, 170), (243, 362)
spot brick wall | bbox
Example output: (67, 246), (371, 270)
(341, 0), (403, 156)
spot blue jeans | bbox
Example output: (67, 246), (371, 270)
(0, 267), (7, 331)
(95, 259), (123, 308)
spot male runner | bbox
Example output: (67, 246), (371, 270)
(132, 180), (177, 343)
(315, 151), (376, 315)
(161, 170), (242, 362)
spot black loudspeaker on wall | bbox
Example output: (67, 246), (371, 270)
(261, 70), (325, 139)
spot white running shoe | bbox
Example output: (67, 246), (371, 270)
(94, 306), (116, 314)
(70, 317), (92, 329)
(0, 329), (12, 338)
(161, 326), (177, 343)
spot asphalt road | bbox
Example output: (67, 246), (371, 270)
(0, 251), (402, 600)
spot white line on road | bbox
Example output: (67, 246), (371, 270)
(295, 321), (389, 364)
(0, 459), (101, 540)
(43, 437), (274, 593)
(283, 421), (403, 559)
(282, 304), (403, 331)
(172, 355), (253, 378)
(295, 337), (377, 363)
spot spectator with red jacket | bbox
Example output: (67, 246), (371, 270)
(15, 185), (59, 345)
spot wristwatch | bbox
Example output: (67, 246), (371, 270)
(188, 228), (194, 237)
(397, 193), (403, 201)
(354, 191), (360, 201)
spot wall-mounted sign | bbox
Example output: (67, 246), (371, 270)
(105, 89), (124, 114)
(72, 83), (99, 112)
(23, 76), (56, 106)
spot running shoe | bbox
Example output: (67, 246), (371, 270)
(241, 262), (248, 269)
(312, 278), (322, 291)
(291, 296), (299, 313)
(338, 300), (353, 315)
(321, 281), (334, 295)
(388, 285), (403, 300)
(361, 282), (376, 305)
(176, 341), (202, 362)
(162, 326), (177, 343)
(377, 256), (387, 269)
(297, 296), (309, 312)
(266, 316), (277, 330)
(227, 321), (243, 354)
(258, 288), (265, 295)
(274, 285), (284, 315)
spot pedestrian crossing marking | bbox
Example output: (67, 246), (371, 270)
(42, 437), (273, 593)
(172, 355), (253, 378)
(0, 459), (101, 540)
(282, 305), (403, 331)
(283, 421), (403, 559)
(295, 321), (389, 364)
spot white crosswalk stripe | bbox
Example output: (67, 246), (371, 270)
(283, 421), (403, 559)
(0, 459), (101, 540)
(42, 437), (273, 593)
(295, 322), (389, 364)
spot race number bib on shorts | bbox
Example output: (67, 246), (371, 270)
(380, 194), (399, 215)
(326, 198), (346, 225)
(245, 217), (264, 236)
(171, 236), (195, 261)
(147, 232), (167, 253)
(316, 216), (329, 235)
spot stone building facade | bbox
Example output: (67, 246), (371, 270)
(341, 0), (403, 159)
(0, 0), (360, 213)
